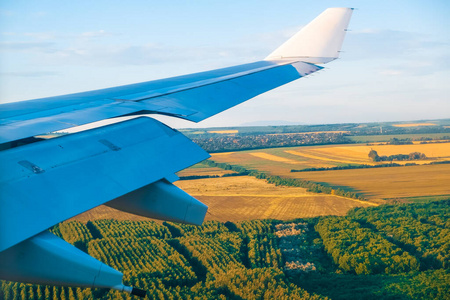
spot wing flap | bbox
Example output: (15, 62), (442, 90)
(0, 117), (209, 252)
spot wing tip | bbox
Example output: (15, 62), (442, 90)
(265, 7), (354, 64)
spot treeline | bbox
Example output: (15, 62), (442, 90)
(316, 217), (419, 275)
(291, 162), (417, 172)
(1, 200), (450, 299)
(192, 132), (352, 153)
(348, 200), (450, 269)
(368, 149), (426, 162)
(291, 160), (450, 173)
(235, 220), (283, 269)
(387, 137), (413, 145)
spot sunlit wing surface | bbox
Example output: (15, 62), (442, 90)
(0, 60), (321, 145)
(0, 7), (353, 297)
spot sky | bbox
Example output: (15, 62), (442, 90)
(1, 0), (449, 128)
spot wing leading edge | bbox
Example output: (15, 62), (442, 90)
(0, 8), (353, 297)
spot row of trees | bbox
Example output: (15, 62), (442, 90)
(291, 162), (418, 172)
(315, 217), (419, 275)
(1, 201), (449, 299)
(348, 201), (450, 269)
(88, 237), (197, 285)
(163, 220), (229, 237)
(90, 220), (172, 239)
(368, 149), (426, 162)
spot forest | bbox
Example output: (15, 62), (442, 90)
(1, 200), (449, 299)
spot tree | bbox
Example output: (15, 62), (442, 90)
(368, 149), (380, 162)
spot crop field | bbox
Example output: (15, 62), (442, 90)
(70, 176), (375, 223)
(202, 143), (450, 201)
(207, 130), (238, 134)
(175, 176), (376, 221)
(249, 152), (300, 163)
(392, 122), (437, 127)
(209, 142), (450, 176)
(69, 205), (151, 222)
(176, 164), (236, 177)
(288, 164), (450, 200)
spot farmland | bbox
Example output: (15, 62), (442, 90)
(204, 142), (450, 201)
(288, 164), (450, 201)
(176, 176), (375, 221)
(176, 165), (237, 178)
(209, 142), (450, 171)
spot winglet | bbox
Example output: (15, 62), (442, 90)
(265, 8), (354, 64)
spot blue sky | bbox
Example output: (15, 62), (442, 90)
(1, 0), (449, 128)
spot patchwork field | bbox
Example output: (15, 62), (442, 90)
(210, 142), (450, 175)
(205, 143), (450, 201)
(175, 176), (376, 221)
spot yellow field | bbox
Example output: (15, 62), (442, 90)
(267, 131), (350, 135)
(70, 205), (152, 222)
(176, 176), (376, 221)
(288, 164), (450, 201)
(208, 130), (238, 134)
(70, 176), (375, 223)
(210, 142), (450, 175)
(250, 152), (299, 163)
(206, 142), (450, 201)
(177, 166), (236, 177)
(393, 123), (436, 127)
(285, 150), (360, 165)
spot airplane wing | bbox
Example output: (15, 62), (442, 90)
(0, 8), (353, 297)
